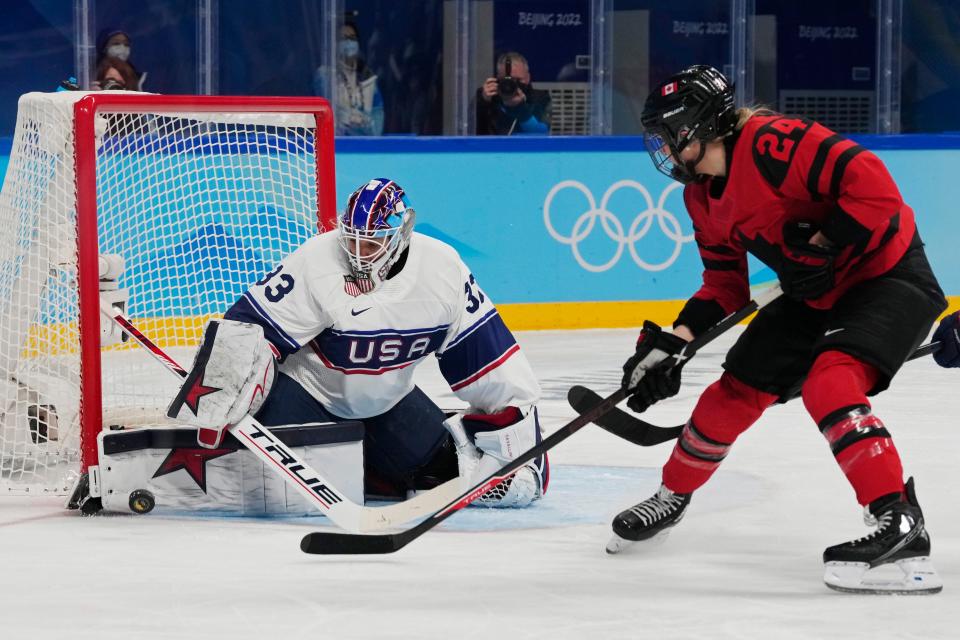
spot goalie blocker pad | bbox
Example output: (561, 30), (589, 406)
(167, 319), (279, 447)
(97, 422), (363, 515)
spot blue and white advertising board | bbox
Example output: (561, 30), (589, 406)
(332, 136), (959, 327)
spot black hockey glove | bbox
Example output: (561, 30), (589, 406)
(779, 221), (839, 300)
(621, 321), (689, 414)
(933, 311), (960, 368)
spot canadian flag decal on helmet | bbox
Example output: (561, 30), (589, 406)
(662, 82), (678, 96)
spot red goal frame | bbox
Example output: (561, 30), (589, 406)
(71, 94), (337, 475)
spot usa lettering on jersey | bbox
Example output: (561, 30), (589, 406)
(310, 326), (449, 374)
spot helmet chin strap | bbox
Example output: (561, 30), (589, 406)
(684, 140), (708, 182)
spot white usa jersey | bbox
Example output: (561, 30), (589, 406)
(224, 232), (541, 418)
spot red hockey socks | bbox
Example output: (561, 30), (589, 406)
(662, 373), (777, 494)
(802, 350), (904, 505)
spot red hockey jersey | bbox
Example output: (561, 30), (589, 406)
(676, 114), (916, 333)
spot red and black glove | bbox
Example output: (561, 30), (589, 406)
(779, 221), (840, 300)
(621, 321), (689, 413)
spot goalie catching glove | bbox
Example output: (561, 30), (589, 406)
(167, 320), (279, 448)
(621, 320), (689, 413)
(444, 406), (547, 508)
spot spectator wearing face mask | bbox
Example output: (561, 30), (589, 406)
(94, 28), (146, 91)
(314, 21), (384, 136)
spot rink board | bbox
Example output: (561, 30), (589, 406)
(1, 134), (957, 329)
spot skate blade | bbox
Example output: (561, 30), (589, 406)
(824, 557), (943, 594)
(605, 529), (671, 555)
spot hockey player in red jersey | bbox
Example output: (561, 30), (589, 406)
(610, 65), (947, 594)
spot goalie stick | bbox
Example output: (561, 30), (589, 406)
(97, 298), (463, 532)
(299, 283), (785, 555)
(570, 341), (942, 446)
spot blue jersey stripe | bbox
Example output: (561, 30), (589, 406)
(445, 308), (498, 351)
(224, 294), (301, 355)
(241, 293), (302, 351)
(326, 323), (450, 338)
(437, 313), (517, 387)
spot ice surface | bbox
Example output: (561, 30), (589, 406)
(1, 328), (958, 639)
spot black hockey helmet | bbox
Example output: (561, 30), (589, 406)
(640, 65), (737, 184)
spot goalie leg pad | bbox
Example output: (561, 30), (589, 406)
(167, 320), (278, 448)
(449, 406), (548, 508)
(96, 423), (364, 515)
(465, 406), (537, 463)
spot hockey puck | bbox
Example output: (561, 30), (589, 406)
(128, 490), (155, 514)
(79, 496), (103, 516)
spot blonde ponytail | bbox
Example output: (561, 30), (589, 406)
(734, 105), (778, 131)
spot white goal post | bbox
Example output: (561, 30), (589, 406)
(0, 91), (336, 499)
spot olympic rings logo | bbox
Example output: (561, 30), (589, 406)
(543, 180), (692, 273)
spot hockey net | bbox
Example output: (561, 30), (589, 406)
(0, 92), (335, 497)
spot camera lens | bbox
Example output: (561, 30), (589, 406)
(102, 79), (125, 91)
(497, 77), (518, 96)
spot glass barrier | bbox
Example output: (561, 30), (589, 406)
(465, 0), (593, 136)
(3, 2), (960, 139)
(0, 1), (73, 137)
(93, 0), (198, 94)
(218, 1), (324, 98)
(332, 1), (444, 135)
(901, 0), (960, 133)
(611, 0), (732, 135)
(754, 0), (878, 133)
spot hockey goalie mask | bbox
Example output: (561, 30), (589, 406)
(641, 65), (737, 184)
(337, 178), (416, 294)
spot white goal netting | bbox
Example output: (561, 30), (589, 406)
(0, 91), (334, 495)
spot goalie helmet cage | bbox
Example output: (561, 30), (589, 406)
(0, 92), (336, 499)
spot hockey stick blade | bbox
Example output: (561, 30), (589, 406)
(300, 389), (628, 554)
(300, 530), (404, 555)
(301, 285), (788, 555)
(575, 340), (942, 446)
(567, 385), (683, 445)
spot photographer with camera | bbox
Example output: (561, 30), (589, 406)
(475, 52), (551, 135)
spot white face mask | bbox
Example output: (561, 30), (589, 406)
(339, 40), (359, 59)
(107, 44), (130, 62)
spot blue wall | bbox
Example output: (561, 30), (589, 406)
(1, 135), (957, 308)
(330, 136), (960, 303)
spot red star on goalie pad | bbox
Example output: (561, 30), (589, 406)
(152, 447), (233, 492)
(184, 374), (220, 416)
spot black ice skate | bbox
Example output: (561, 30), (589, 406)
(607, 484), (691, 554)
(823, 477), (942, 594)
